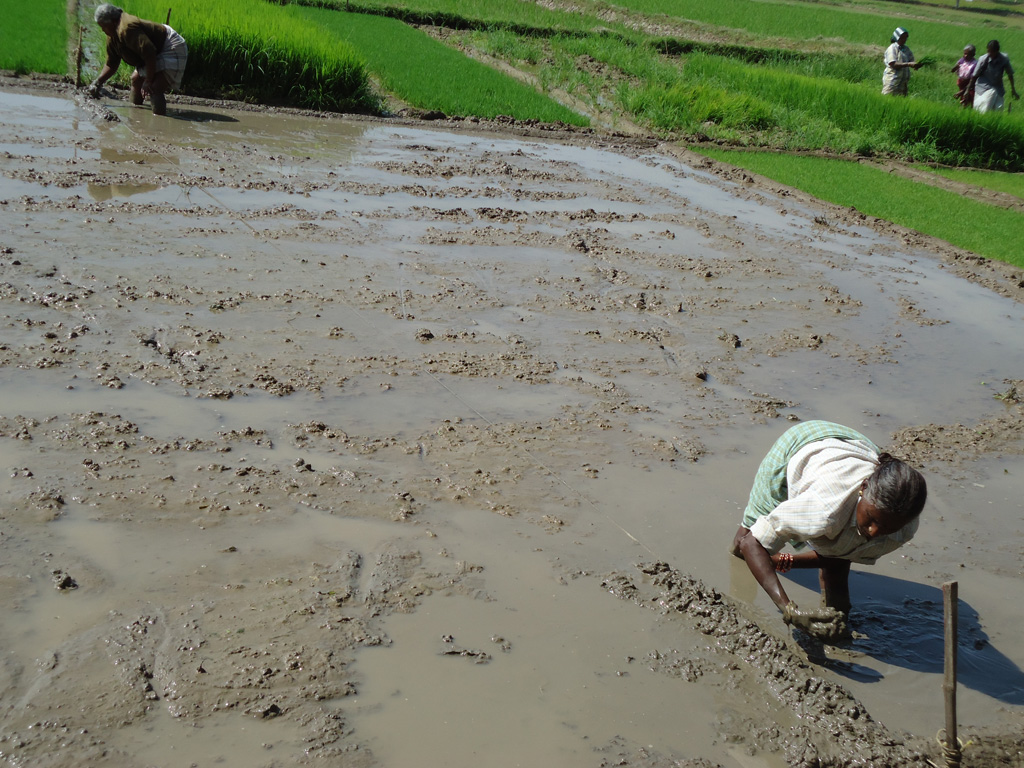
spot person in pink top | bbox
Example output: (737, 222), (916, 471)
(953, 44), (978, 107)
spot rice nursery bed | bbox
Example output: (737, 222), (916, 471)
(289, 5), (587, 123)
(0, 0), (68, 74)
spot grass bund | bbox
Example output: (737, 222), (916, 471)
(918, 165), (1024, 199)
(695, 148), (1024, 270)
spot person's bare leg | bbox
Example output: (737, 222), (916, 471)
(730, 525), (750, 558)
(130, 71), (144, 105)
(818, 557), (852, 614)
(150, 88), (166, 116)
(148, 72), (169, 116)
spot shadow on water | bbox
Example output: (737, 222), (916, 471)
(785, 569), (1024, 705)
(169, 109), (239, 123)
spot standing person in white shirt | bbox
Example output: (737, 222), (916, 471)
(730, 421), (927, 639)
(882, 27), (922, 96)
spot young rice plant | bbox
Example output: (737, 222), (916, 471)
(0, 0), (67, 75)
(119, 0), (377, 111)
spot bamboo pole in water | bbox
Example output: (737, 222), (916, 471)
(943, 581), (961, 768)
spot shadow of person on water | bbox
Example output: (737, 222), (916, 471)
(784, 569), (1024, 705)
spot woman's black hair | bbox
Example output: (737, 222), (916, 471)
(863, 453), (927, 525)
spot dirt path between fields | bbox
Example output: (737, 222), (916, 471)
(0, 76), (1023, 768)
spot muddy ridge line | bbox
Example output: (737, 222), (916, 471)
(605, 562), (1024, 768)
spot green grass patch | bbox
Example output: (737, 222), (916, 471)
(289, 6), (588, 124)
(605, 0), (1024, 57)
(694, 149), (1024, 268)
(474, 29), (545, 67)
(918, 165), (1024, 198)
(0, 0), (67, 75)
(595, 45), (1024, 167)
(111, 0), (377, 111)
(293, 0), (608, 35)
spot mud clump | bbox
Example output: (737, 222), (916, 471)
(605, 562), (934, 768)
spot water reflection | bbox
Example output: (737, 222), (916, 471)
(87, 181), (162, 200)
(99, 146), (177, 165)
(785, 569), (1024, 705)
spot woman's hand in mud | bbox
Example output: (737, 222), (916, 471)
(782, 602), (848, 641)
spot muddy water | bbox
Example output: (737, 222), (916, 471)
(0, 83), (1022, 768)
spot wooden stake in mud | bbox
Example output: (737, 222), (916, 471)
(943, 581), (961, 768)
(76, 24), (83, 87)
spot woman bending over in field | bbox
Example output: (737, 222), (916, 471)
(730, 420), (926, 640)
(89, 4), (188, 116)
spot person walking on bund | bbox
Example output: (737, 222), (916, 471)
(731, 420), (926, 639)
(969, 39), (1020, 113)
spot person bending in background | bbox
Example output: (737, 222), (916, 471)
(88, 4), (188, 116)
(730, 420), (926, 639)
(969, 39), (1020, 114)
(953, 44), (978, 107)
(882, 27), (922, 96)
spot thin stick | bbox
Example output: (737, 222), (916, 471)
(76, 24), (83, 87)
(943, 581), (961, 768)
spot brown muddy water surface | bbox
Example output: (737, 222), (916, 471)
(1, 80), (1023, 768)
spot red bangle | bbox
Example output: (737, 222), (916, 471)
(775, 552), (793, 573)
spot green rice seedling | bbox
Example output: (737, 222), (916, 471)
(623, 81), (775, 132)
(483, 24), (1022, 164)
(695, 149), (1024, 268)
(919, 165), (1024, 198)
(641, 51), (1024, 167)
(289, 5), (588, 124)
(557, 31), (668, 83)
(0, 0), (67, 75)
(602, 0), (1024, 57)
(471, 29), (544, 67)
(296, 0), (607, 35)
(110, 0), (377, 111)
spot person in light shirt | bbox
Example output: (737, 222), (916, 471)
(969, 39), (1020, 113)
(952, 44), (978, 107)
(731, 420), (926, 639)
(882, 27), (922, 96)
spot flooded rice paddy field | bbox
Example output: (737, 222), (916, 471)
(0, 78), (1022, 768)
